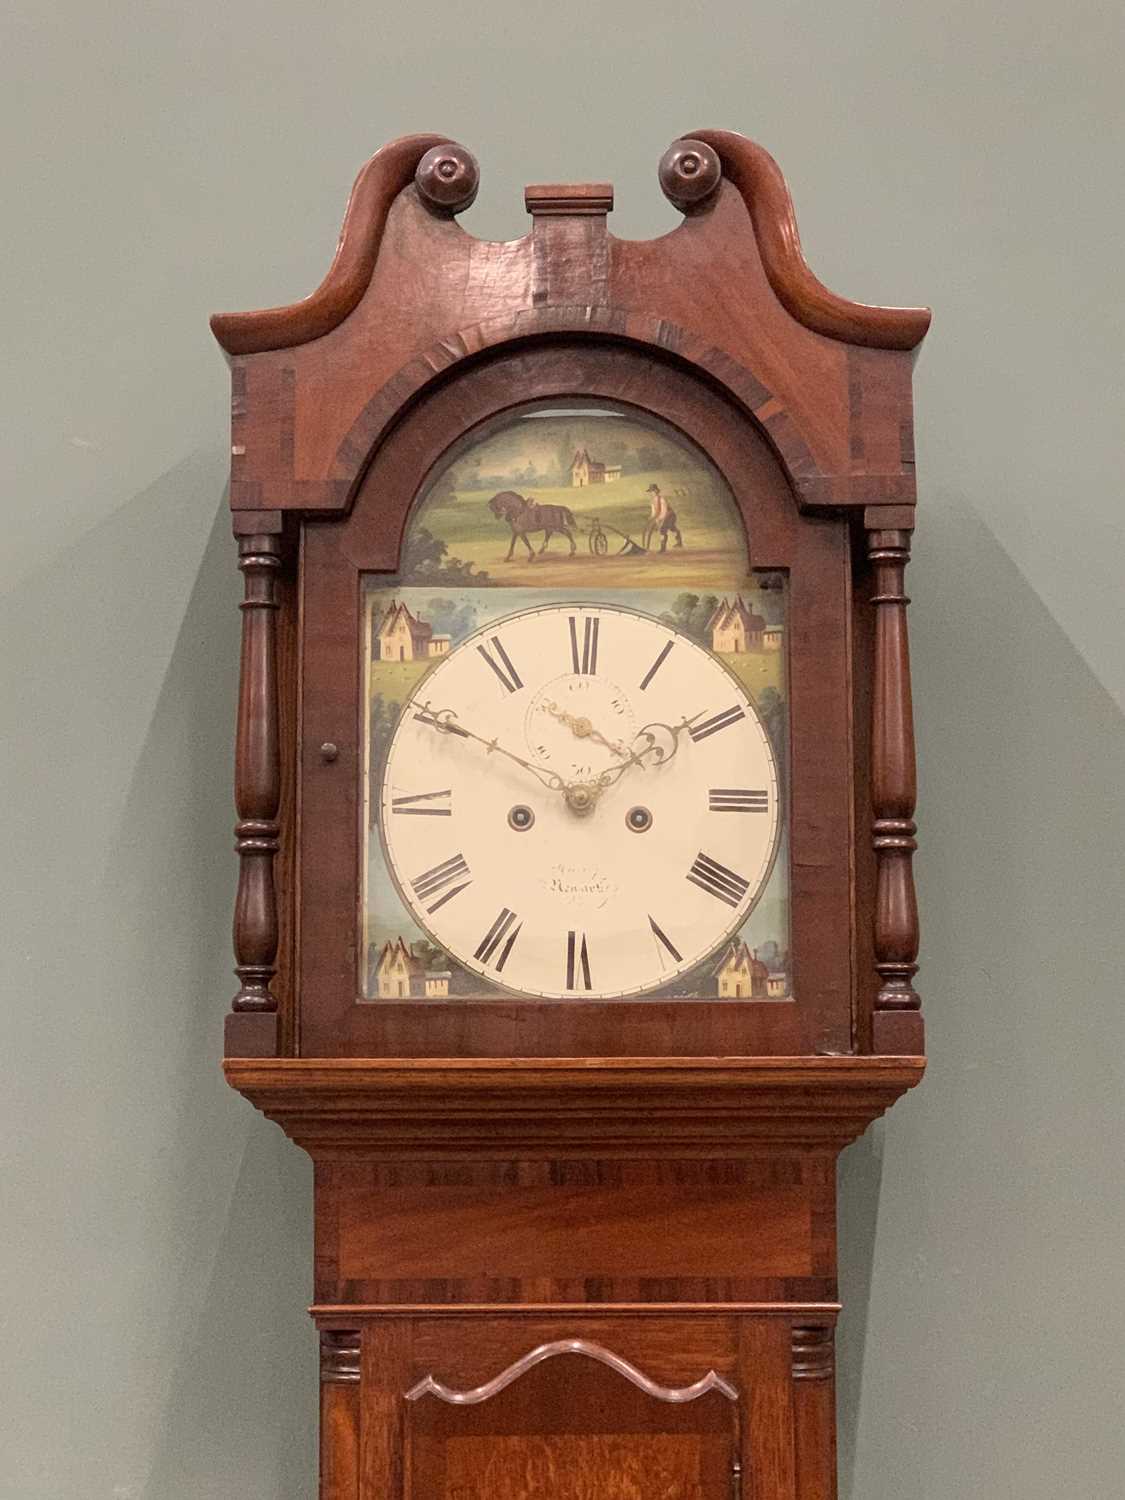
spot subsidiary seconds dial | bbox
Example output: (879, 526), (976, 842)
(379, 603), (781, 999)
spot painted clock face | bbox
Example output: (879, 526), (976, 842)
(378, 603), (780, 1000)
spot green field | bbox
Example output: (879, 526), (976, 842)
(719, 650), (783, 704)
(368, 656), (434, 702)
(419, 468), (750, 589)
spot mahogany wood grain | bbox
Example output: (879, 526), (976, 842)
(313, 1304), (841, 1327)
(359, 1321), (413, 1499)
(272, 543), (300, 1054)
(327, 1159), (824, 1305)
(740, 1319), (797, 1500)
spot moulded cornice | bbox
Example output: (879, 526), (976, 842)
(223, 1055), (924, 1158)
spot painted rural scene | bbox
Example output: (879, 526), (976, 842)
(360, 404), (788, 1003)
(361, 581), (790, 1004)
(396, 405), (753, 591)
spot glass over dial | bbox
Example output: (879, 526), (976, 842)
(378, 603), (780, 999)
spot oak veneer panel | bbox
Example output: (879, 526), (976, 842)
(442, 1434), (707, 1500)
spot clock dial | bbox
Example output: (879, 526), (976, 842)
(378, 603), (781, 1000)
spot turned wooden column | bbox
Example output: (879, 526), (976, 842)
(231, 532), (282, 1026)
(792, 1323), (836, 1500)
(321, 1331), (361, 1500)
(867, 515), (922, 1053)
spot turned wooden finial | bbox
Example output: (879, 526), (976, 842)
(659, 137), (722, 210)
(415, 142), (479, 214)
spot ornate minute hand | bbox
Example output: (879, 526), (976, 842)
(412, 704), (567, 794)
(541, 701), (705, 790)
(597, 711), (706, 786)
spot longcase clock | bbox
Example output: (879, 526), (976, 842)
(212, 129), (930, 1498)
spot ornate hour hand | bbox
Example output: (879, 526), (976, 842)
(541, 700), (638, 762)
(413, 704), (567, 794)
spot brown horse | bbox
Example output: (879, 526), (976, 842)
(488, 490), (578, 560)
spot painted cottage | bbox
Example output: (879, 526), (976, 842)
(373, 937), (451, 999)
(713, 941), (770, 998)
(570, 447), (622, 486)
(708, 595), (767, 654)
(372, 600), (451, 662)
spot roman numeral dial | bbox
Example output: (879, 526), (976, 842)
(568, 615), (599, 674)
(477, 636), (522, 694)
(709, 788), (768, 813)
(687, 851), (751, 908)
(566, 931), (592, 991)
(689, 705), (746, 742)
(391, 789), (452, 816)
(411, 853), (472, 912)
(475, 908), (522, 972)
(378, 600), (782, 1001)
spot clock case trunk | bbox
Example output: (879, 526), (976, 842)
(212, 131), (929, 1499)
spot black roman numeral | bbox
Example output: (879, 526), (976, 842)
(648, 915), (683, 965)
(709, 788), (768, 813)
(477, 636), (523, 694)
(474, 908), (522, 972)
(639, 639), (674, 691)
(689, 706), (746, 743)
(391, 789), (452, 816)
(687, 851), (751, 908)
(566, 930), (592, 990)
(411, 852), (472, 912)
(569, 614), (599, 674)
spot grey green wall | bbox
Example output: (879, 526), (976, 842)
(3, 3), (1122, 1496)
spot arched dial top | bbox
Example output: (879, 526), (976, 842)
(378, 603), (781, 1002)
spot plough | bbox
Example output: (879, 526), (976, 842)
(583, 516), (649, 557)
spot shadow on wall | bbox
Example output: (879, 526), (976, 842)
(836, 495), (1125, 1499)
(124, 497), (315, 1499)
(0, 459), (314, 1500)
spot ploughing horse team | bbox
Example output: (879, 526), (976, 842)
(487, 482), (683, 559)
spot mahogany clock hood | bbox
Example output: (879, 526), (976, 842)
(211, 128), (929, 1500)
